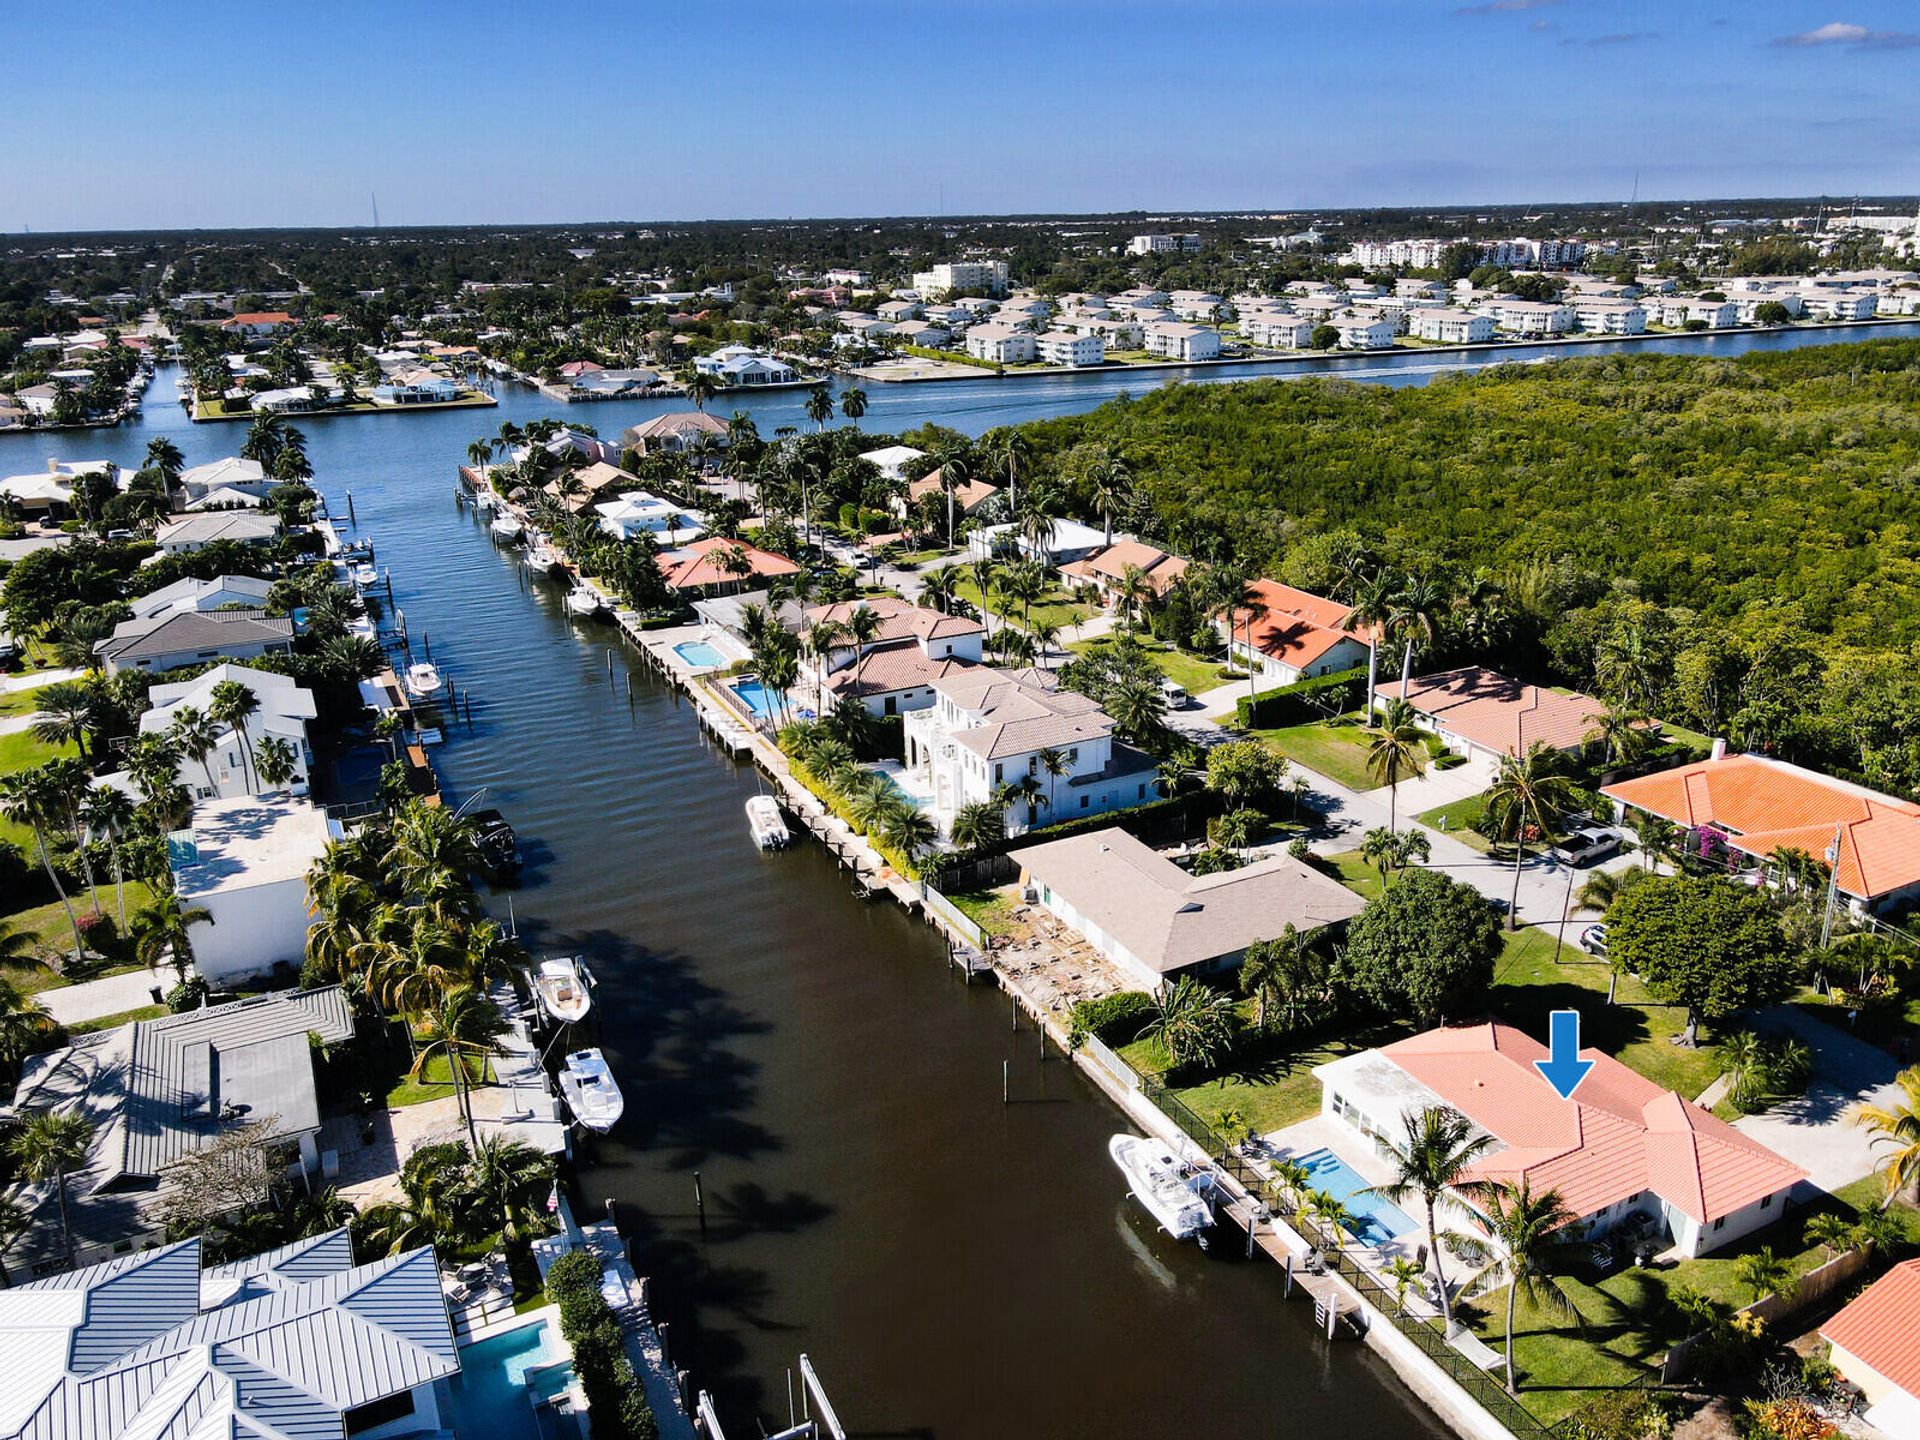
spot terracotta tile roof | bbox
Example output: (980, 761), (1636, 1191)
(221, 311), (294, 327)
(1379, 666), (1611, 757)
(658, 537), (800, 591)
(1382, 1023), (1805, 1226)
(1822, 1259), (1920, 1398)
(907, 468), (998, 513)
(1229, 579), (1377, 670)
(804, 595), (983, 644)
(1602, 753), (1920, 903)
(1058, 541), (1189, 597)
(822, 646), (976, 700)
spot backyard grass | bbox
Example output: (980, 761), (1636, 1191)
(68, 1003), (168, 1035)
(1067, 635), (1225, 696)
(0, 689), (39, 720)
(1325, 849), (1389, 902)
(951, 577), (1092, 635)
(2, 882), (157, 986)
(0, 726), (77, 853)
(1244, 714), (1382, 791)
(386, 1054), (496, 1108)
(945, 884), (1023, 939)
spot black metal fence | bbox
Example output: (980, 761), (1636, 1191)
(1137, 1076), (1568, 1440)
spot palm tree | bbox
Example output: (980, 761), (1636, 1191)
(1115, 564), (1155, 634)
(1238, 935), (1287, 1030)
(1585, 705), (1651, 770)
(684, 370), (720, 413)
(167, 705), (221, 797)
(804, 385), (835, 432)
(255, 735), (298, 794)
(1387, 1256), (1429, 1311)
(465, 1135), (555, 1241)
(1576, 864), (1643, 915)
(933, 453), (971, 547)
(1486, 742), (1576, 928)
(845, 604), (883, 667)
(145, 436), (185, 492)
(1346, 571), (1397, 718)
(8, 1110), (94, 1266)
(43, 758), (100, 918)
(390, 804), (486, 911)
(919, 564), (959, 613)
(1304, 1189), (1356, 1250)
(0, 770), (84, 961)
(1631, 812), (1679, 873)
(1219, 571), (1269, 707)
(1369, 1106), (1495, 1335)
(0, 961), (53, 1079)
(1483, 1180), (1583, 1394)
(1804, 1211), (1857, 1260)
(29, 681), (98, 763)
(464, 438), (494, 480)
(1088, 448), (1132, 547)
(412, 985), (509, 1147)
(1365, 698), (1429, 831)
(208, 679), (262, 793)
(1854, 1066), (1920, 1207)
(1717, 1030), (1771, 1110)
(998, 773), (1045, 833)
(130, 892), (213, 980)
(839, 385), (867, 428)
(1142, 976), (1238, 1072)
(1387, 573), (1449, 690)
(79, 786), (135, 931)
(878, 804), (937, 867)
(949, 801), (1005, 855)
(981, 428), (1033, 519)
(1732, 1246), (1794, 1305)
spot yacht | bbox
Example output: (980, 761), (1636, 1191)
(490, 513), (524, 542)
(534, 956), (594, 1025)
(565, 585), (605, 618)
(1109, 1134), (1215, 1245)
(745, 794), (792, 850)
(558, 1049), (624, 1132)
(404, 661), (444, 699)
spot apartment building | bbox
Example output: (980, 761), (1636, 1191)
(1036, 330), (1106, 367)
(1142, 322), (1222, 360)
(1127, 233), (1202, 254)
(1409, 308), (1496, 343)
(911, 260), (1011, 298)
(965, 323), (1038, 364)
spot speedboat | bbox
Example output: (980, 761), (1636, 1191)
(352, 562), (379, 589)
(473, 490), (499, 514)
(469, 807), (520, 879)
(534, 956), (594, 1025)
(558, 1049), (624, 1132)
(745, 794), (791, 850)
(405, 661), (444, 699)
(524, 539), (563, 573)
(565, 585), (605, 618)
(490, 513), (524, 542)
(1110, 1134), (1215, 1245)
(348, 614), (377, 639)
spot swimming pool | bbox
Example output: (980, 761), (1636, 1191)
(1295, 1147), (1417, 1248)
(443, 1317), (572, 1440)
(730, 679), (786, 720)
(674, 640), (727, 668)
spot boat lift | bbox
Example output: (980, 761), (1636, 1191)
(694, 1355), (844, 1440)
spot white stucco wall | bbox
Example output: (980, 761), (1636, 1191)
(192, 875), (311, 983)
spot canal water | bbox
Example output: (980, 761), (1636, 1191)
(8, 323), (1914, 1435)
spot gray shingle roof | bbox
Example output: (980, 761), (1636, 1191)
(154, 513), (282, 547)
(97, 610), (292, 666)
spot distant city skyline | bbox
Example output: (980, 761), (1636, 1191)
(4, 0), (1918, 232)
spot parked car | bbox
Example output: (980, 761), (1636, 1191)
(1578, 923), (1609, 956)
(1555, 826), (1622, 867)
(1160, 677), (1189, 708)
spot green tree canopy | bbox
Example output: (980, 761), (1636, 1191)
(1604, 875), (1795, 1033)
(1339, 868), (1501, 1025)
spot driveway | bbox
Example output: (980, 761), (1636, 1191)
(1732, 1006), (1907, 1192)
(38, 966), (172, 1026)
(1364, 753), (1498, 818)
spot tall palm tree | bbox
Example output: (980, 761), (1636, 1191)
(144, 436), (185, 492)
(130, 892), (213, 980)
(919, 564), (959, 613)
(1217, 571), (1269, 707)
(412, 985), (509, 1147)
(464, 438), (494, 480)
(0, 963), (53, 1079)
(1088, 448), (1132, 547)
(1116, 564), (1155, 634)
(1037, 747), (1070, 816)
(981, 428), (1033, 519)
(167, 705), (221, 797)
(803, 385), (834, 432)
(465, 1135), (555, 1241)
(934, 453), (971, 547)
(1387, 572), (1449, 690)
(1486, 742), (1576, 928)
(79, 786), (136, 931)
(1584, 705), (1651, 770)
(1483, 1180), (1583, 1394)
(1365, 698), (1430, 831)
(839, 385), (868, 428)
(255, 735), (299, 795)
(389, 804), (485, 912)
(683, 369), (720, 413)
(208, 679), (262, 794)
(1345, 570), (1397, 718)
(1369, 1106), (1495, 1335)
(844, 604), (883, 667)
(948, 801), (1005, 855)
(0, 770), (83, 960)
(1855, 1066), (1920, 1208)
(28, 681), (98, 763)
(43, 757), (100, 918)
(8, 1110), (94, 1266)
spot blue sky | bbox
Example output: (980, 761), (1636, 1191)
(3, 0), (1916, 231)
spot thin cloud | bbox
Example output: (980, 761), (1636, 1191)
(1453, 0), (1560, 15)
(1772, 21), (1920, 48)
(1562, 30), (1657, 45)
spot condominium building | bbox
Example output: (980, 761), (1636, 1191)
(1408, 309), (1495, 343)
(1572, 298), (1649, 335)
(1127, 233), (1202, 254)
(965, 323), (1038, 364)
(1035, 330), (1106, 367)
(1142, 322), (1221, 361)
(911, 260), (1011, 298)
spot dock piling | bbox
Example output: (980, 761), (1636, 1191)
(422, 632), (431, 661)
(346, 492), (356, 525)
(1002, 1059), (1009, 1104)
(693, 1170), (706, 1231)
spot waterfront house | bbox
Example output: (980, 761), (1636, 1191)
(965, 324), (1037, 364)
(177, 454), (279, 511)
(804, 596), (985, 717)
(658, 536), (801, 594)
(1821, 1259), (1920, 1437)
(219, 310), (296, 339)
(154, 510), (282, 555)
(1223, 580), (1376, 685)
(1376, 666), (1617, 762)
(96, 609), (294, 676)
(128, 572), (274, 620)
(895, 466), (998, 524)
(857, 444), (927, 482)
(1408, 309), (1496, 343)
(1241, 313), (1317, 348)
(1058, 539), (1188, 607)
(543, 459), (637, 513)
(0, 1227), (461, 1436)
(623, 410), (729, 454)
(694, 345), (798, 387)
(1142, 323), (1222, 361)
(595, 490), (706, 543)
(693, 588), (807, 645)
(140, 663), (316, 799)
(1334, 314), (1399, 350)
(1013, 827), (1365, 993)
(571, 366), (659, 397)
(1603, 749), (1920, 918)
(1036, 330), (1107, 367)
(3, 986), (356, 1270)
(902, 666), (1161, 836)
(1313, 1022), (1808, 1259)
(372, 371), (460, 405)
(522, 426), (623, 467)
(168, 794), (338, 983)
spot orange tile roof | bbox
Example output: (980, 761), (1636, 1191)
(1603, 754), (1920, 902)
(222, 311), (294, 327)
(659, 537), (801, 591)
(1383, 1023), (1805, 1226)
(1380, 667), (1611, 757)
(1229, 580), (1376, 671)
(1058, 541), (1189, 597)
(1822, 1259), (1920, 1398)
(907, 468), (997, 512)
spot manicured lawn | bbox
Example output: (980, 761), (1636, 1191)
(945, 885), (1023, 939)
(386, 1054), (495, 1108)
(0, 727), (76, 853)
(1325, 849), (1388, 902)
(1067, 635), (1225, 696)
(0, 690), (39, 720)
(952, 577), (1092, 634)
(69, 1003), (167, 1035)
(1245, 714), (1381, 791)
(1416, 792), (1494, 851)
(2, 882), (160, 988)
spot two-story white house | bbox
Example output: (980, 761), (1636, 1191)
(805, 597), (986, 717)
(1035, 330), (1106, 367)
(901, 667), (1161, 837)
(966, 324), (1038, 364)
(140, 663), (317, 799)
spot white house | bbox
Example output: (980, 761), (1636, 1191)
(694, 345), (799, 386)
(141, 663), (317, 799)
(857, 444), (927, 482)
(96, 609), (294, 676)
(1224, 580), (1378, 684)
(1484, 299), (1576, 336)
(177, 455), (277, 510)
(1334, 314), (1399, 349)
(1409, 309), (1496, 344)
(1035, 330), (1106, 367)
(154, 510), (282, 555)
(804, 596), (986, 717)
(1798, 287), (1878, 321)
(594, 490), (706, 543)
(966, 324), (1038, 364)
(1732, 292), (1806, 323)
(169, 795), (338, 984)
(1653, 296), (1739, 329)
(1142, 322), (1221, 361)
(901, 666), (1161, 837)
(128, 572), (274, 620)
(1241, 313), (1317, 348)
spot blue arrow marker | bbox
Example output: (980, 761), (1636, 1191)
(1535, 1010), (1595, 1101)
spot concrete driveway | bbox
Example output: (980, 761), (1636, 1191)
(1732, 1007), (1907, 1192)
(1363, 753), (1498, 819)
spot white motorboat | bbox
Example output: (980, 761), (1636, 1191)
(490, 513), (524, 542)
(745, 794), (792, 850)
(558, 1049), (624, 1132)
(565, 585), (605, 618)
(352, 562), (379, 589)
(534, 956), (594, 1025)
(404, 661), (444, 699)
(1109, 1134), (1215, 1244)
(348, 614), (377, 639)
(524, 541), (562, 574)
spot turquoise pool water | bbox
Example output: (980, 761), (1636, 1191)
(1296, 1147), (1417, 1248)
(730, 679), (783, 720)
(674, 640), (726, 668)
(444, 1318), (570, 1440)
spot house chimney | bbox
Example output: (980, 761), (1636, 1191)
(1709, 737), (1727, 762)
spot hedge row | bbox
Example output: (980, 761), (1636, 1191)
(1068, 991), (1153, 1049)
(923, 794), (1191, 883)
(545, 1249), (659, 1440)
(1234, 666), (1369, 729)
